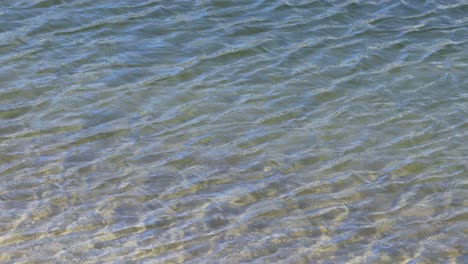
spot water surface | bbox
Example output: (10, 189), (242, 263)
(0, 0), (467, 263)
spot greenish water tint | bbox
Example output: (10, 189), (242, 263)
(1, 0), (467, 263)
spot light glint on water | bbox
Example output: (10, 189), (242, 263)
(0, 0), (467, 263)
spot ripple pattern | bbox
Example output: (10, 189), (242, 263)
(0, 0), (467, 263)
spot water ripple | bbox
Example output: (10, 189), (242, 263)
(0, 0), (467, 263)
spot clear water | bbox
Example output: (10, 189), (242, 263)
(0, 0), (467, 263)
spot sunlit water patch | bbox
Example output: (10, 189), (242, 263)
(0, 0), (467, 263)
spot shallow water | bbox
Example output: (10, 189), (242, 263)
(1, 0), (467, 263)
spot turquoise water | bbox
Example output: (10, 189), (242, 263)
(0, 0), (467, 263)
